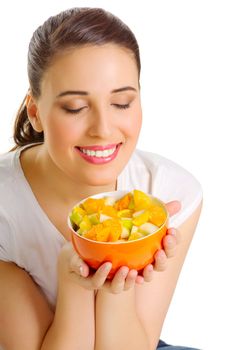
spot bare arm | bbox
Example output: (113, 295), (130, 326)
(94, 202), (202, 350)
(95, 288), (149, 350)
(0, 252), (95, 350)
(135, 202), (203, 350)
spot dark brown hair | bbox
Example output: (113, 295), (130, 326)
(13, 7), (141, 149)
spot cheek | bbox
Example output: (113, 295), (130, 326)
(44, 116), (80, 145)
(123, 110), (142, 138)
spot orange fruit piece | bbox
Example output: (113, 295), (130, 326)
(114, 193), (132, 211)
(101, 205), (117, 217)
(133, 189), (152, 211)
(83, 223), (103, 240)
(81, 198), (105, 214)
(96, 227), (111, 242)
(103, 218), (122, 242)
(148, 205), (166, 227)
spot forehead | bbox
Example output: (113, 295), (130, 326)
(41, 44), (139, 96)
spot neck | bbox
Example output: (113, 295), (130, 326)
(28, 144), (117, 207)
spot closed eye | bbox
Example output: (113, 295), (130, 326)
(112, 103), (130, 110)
(62, 107), (87, 114)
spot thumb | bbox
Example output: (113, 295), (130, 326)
(165, 200), (181, 217)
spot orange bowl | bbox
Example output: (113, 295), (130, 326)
(68, 190), (168, 279)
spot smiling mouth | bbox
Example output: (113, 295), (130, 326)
(76, 143), (122, 158)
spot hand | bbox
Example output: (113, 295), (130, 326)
(58, 200), (181, 292)
(58, 242), (137, 294)
(138, 200), (182, 283)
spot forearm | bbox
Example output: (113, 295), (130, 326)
(41, 282), (95, 350)
(95, 288), (149, 350)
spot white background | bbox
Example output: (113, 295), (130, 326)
(0, 1), (231, 349)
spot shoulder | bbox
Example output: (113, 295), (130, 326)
(0, 149), (23, 261)
(128, 149), (203, 227)
(0, 150), (17, 183)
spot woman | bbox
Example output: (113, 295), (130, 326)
(0, 7), (202, 350)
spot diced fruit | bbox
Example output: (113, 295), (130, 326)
(131, 225), (139, 234)
(79, 215), (92, 233)
(117, 209), (133, 218)
(99, 214), (112, 223)
(70, 206), (86, 225)
(96, 227), (111, 242)
(81, 198), (105, 214)
(88, 213), (100, 225)
(133, 189), (152, 210)
(115, 193), (132, 211)
(132, 210), (150, 226)
(128, 231), (144, 241)
(104, 196), (116, 206)
(133, 209), (145, 217)
(148, 205), (166, 227)
(121, 218), (133, 231)
(121, 227), (130, 239)
(70, 190), (166, 243)
(83, 223), (103, 240)
(101, 205), (117, 217)
(103, 218), (122, 242)
(138, 222), (159, 235)
(128, 196), (135, 210)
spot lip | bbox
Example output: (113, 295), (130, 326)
(75, 143), (122, 165)
(77, 143), (120, 151)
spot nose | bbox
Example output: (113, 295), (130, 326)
(87, 106), (114, 139)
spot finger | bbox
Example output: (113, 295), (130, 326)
(143, 264), (154, 282)
(165, 201), (181, 217)
(69, 253), (89, 277)
(136, 275), (144, 284)
(153, 249), (168, 271)
(163, 234), (178, 258)
(168, 227), (181, 244)
(91, 262), (112, 289)
(110, 266), (129, 294)
(124, 269), (138, 290)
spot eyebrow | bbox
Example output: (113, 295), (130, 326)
(56, 86), (137, 98)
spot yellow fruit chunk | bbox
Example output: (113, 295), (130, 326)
(128, 231), (144, 241)
(79, 215), (92, 232)
(96, 227), (111, 242)
(81, 198), (105, 214)
(103, 218), (122, 242)
(133, 189), (152, 210)
(117, 209), (133, 218)
(114, 193), (132, 211)
(101, 205), (117, 218)
(88, 213), (100, 225)
(70, 206), (86, 225)
(148, 205), (166, 227)
(132, 210), (150, 226)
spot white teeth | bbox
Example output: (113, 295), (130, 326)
(79, 146), (116, 158)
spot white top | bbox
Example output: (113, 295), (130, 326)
(0, 145), (202, 308)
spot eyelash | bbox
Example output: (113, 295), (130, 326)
(63, 104), (130, 114)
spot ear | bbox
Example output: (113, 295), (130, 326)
(26, 94), (43, 133)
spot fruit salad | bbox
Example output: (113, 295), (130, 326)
(69, 190), (167, 242)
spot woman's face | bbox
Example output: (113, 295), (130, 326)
(34, 44), (142, 187)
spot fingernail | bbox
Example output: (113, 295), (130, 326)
(104, 263), (112, 272)
(169, 228), (176, 236)
(121, 267), (129, 277)
(79, 265), (83, 275)
(157, 250), (166, 260)
(147, 265), (153, 272)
